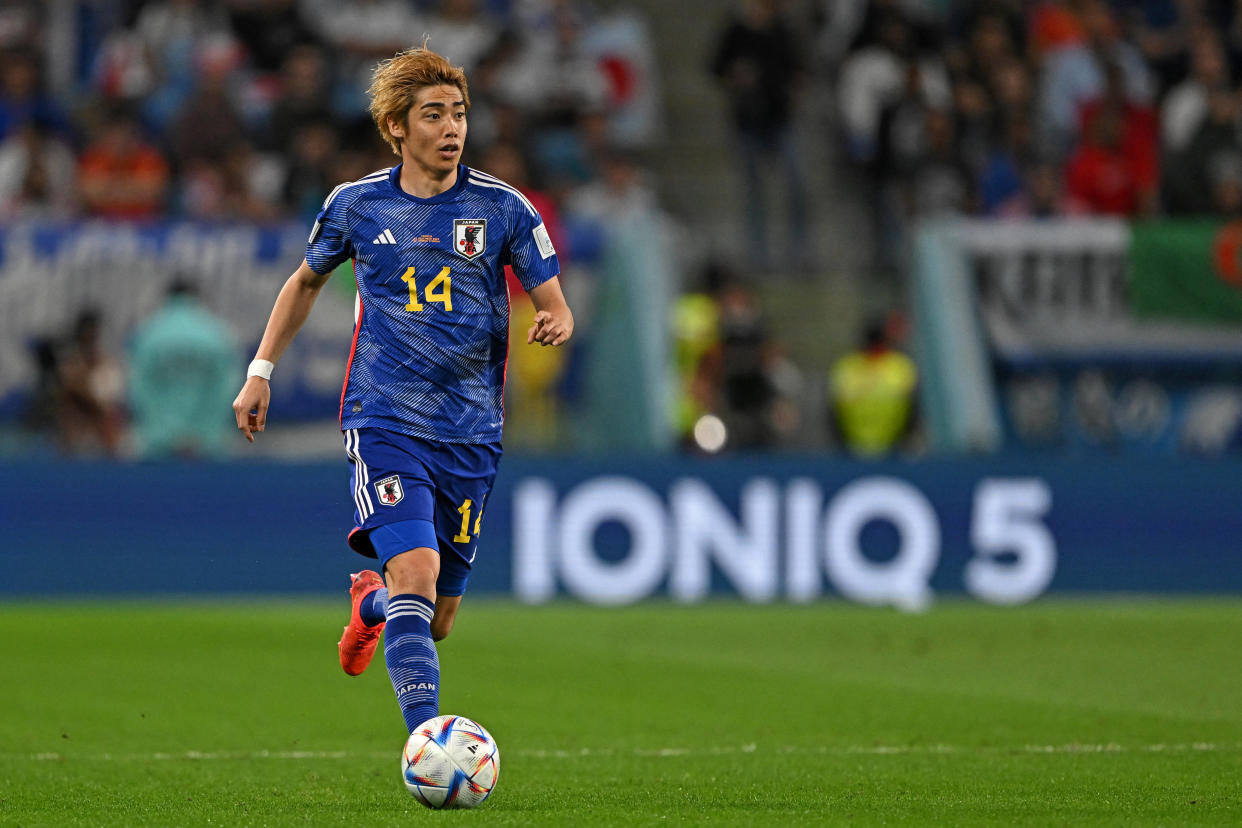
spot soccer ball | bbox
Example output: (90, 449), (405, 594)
(401, 715), (500, 809)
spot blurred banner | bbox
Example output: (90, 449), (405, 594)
(4, 456), (1240, 604)
(915, 219), (1242, 456)
(1129, 220), (1242, 325)
(0, 221), (355, 420)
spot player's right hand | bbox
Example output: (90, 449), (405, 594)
(232, 377), (271, 443)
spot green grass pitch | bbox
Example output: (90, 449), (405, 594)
(2, 599), (1241, 826)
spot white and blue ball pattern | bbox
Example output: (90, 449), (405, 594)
(401, 715), (500, 809)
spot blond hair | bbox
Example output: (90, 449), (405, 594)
(368, 45), (470, 157)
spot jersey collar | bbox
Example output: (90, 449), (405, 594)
(388, 163), (469, 204)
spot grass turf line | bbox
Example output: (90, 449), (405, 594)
(1, 599), (1240, 826)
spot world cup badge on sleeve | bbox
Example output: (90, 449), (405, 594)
(375, 475), (404, 506)
(454, 219), (487, 261)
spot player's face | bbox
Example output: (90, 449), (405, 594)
(393, 84), (467, 179)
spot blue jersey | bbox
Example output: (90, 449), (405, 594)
(306, 164), (560, 443)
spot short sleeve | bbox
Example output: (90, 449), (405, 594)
(305, 188), (354, 275)
(504, 195), (561, 292)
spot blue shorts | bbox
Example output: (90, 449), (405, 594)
(342, 427), (501, 597)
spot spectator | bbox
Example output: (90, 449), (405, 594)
(54, 310), (127, 457)
(837, 7), (950, 164)
(872, 58), (935, 268)
(281, 122), (340, 221)
(422, 0), (502, 73)
(128, 280), (240, 459)
(996, 156), (1088, 219)
(874, 59), (935, 189)
(978, 113), (1033, 216)
(1074, 58), (1159, 210)
(829, 314), (918, 458)
(1161, 30), (1231, 153)
(132, 0), (242, 131)
(0, 119), (77, 219)
(264, 44), (335, 151)
(20, 337), (63, 447)
(0, 47), (69, 141)
(1038, 0), (1153, 149)
(304, 0), (423, 118)
(673, 287), (722, 450)
(1123, 0), (1200, 91)
(715, 280), (779, 449)
(77, 109), (170, 219)
(711, 0), (810, 270)
(167, 50), (248, 168)
(180, 140), (282, 221)
(1165, 84), (1242, 215)
(565, 145), (657, 226)
(949, 73), (994, 180)
(225, 0), (321, 75)
(1066, 100), (1152, 216)
(986, 57), (1036, 139)
(523, 5), (612, 185)
(906, 107), (975, 218)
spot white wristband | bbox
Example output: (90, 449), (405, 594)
(247, 359), (275, 381)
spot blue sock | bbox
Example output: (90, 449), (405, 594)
(360, 587), (388, 627)
(384, 593), (439, 732)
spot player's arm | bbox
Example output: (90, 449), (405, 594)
(526, 276), (574, 347)
(231, 259), (332, 442)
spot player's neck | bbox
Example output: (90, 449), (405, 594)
(398, 160), (459, 199)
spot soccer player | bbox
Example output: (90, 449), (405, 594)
(231, 47), (573, 735)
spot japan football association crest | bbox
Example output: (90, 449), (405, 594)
(375, 475), (404, 506)
(454, 219), (487, 261)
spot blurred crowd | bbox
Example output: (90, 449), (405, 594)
(0, 0), (658, 223)
(824, 0), (1242, 252)
(14, 0), (1242, 459)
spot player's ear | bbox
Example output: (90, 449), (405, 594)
(387, 114), (405, 140)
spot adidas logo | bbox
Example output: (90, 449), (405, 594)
(373, 229), (396, 245)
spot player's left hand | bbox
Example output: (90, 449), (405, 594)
(527, 309), (573, 347)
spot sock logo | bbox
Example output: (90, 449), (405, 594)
(397, 682), (437, 694)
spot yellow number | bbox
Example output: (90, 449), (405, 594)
(401, 266), (453, 312)
(473, 502), (483, 535)
(425, 267), (452, 311)
(454, 498), (473, 543)
(401, 267), (423, 311)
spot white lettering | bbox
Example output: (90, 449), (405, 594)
(823, 477), (939, 611)
(511, 474), (1058, 607)
(513, 479), (557, 602)
(557, 477), (666, 605)
(669, 478), (779, 602)
(784, 479), (822, 602)
(965, 478), (1056, 604)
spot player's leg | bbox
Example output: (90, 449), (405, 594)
(339, 569), (387, 676)
(431, 595), (462, 642)
(339, 428), (445, 732)
(425, 439), (499, 643)
(372, 522), (444, 733)
(337, 427), (414, 675)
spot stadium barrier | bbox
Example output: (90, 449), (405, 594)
(913, 219), (1242, 456)
(4, 455), (1239, 604)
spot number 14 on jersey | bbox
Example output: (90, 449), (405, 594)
(402, 266), (453, 312)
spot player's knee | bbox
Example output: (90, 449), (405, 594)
(384, 548), (439, 597)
